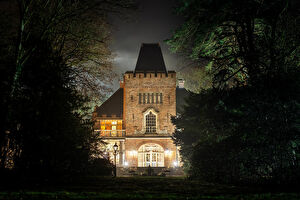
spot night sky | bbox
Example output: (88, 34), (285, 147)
(109, 0), (183, 88)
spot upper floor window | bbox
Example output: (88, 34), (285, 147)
(139, 93), (142, 104)
(138, 93), (162, 104)
(145, 111), (156, 133)
(143, 93), (146, 104)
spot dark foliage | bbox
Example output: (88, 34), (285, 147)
(0, 36), (112, 178)
(170, 0), (300, 185)
(168, 0), (300, 88)
(0, 0), (129, 179)
(173, 73), (300, 184)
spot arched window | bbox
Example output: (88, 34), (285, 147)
(138, 143), (164, 167)
(145, 111), (156, 133)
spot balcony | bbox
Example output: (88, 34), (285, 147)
(96, 130), (126, 137)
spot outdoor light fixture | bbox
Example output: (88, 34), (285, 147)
(113, 143), (118, 177)
(165, 148), (171, 156)
(173, 161), (178, 167)
(113, 143), (118, 151)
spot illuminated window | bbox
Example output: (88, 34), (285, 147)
(111, 125), (116, 136)
(100, 121), (105, 130)
(145, 111), (156, 133)
(138, 143), (164, 167)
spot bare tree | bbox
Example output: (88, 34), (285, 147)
(0, 0), (137, 169)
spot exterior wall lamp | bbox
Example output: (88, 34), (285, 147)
(164, 148), (172, 156)
(173, 161), (178, 167)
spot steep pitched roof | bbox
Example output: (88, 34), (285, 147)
(94, 88), (123, 118)
(134, 43), (167, 73)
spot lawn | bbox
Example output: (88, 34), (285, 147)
(0, 177), (299, 200)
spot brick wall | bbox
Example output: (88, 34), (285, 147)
(123, 71), (176, 135)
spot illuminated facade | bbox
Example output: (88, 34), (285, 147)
(93, 43), (188, 175)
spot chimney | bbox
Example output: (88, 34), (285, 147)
(120, 80), (124, 88)
(178, 79), (185, 88)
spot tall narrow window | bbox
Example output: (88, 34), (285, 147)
(156, 93), (158, 104)
(143, 93), (146, 104)
(151, 93), (154, 103)
(145, 112), (156, 133)
(139, 93), (142, 104)
(147, 93), (150, 104)
(160, 93), (163, 104)
(111, 121), (117, 136)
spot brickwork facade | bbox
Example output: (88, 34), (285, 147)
(123, 71), (176, 135)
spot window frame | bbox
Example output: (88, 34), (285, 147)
(143, 109), (158, 134)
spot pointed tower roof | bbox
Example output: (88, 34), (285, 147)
(134, 43), (167, 73)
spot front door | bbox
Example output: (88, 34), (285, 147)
(138, 143), (164, 167)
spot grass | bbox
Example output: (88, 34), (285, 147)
(0, 177), (299, 199)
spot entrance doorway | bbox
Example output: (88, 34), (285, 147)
(138, 143), (164, 167)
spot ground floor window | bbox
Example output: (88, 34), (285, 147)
(138, 143), (164, 167)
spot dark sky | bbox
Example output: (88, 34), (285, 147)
(109, 0), (183, 87)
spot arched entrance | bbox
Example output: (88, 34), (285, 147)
(138, 143), (164, 167)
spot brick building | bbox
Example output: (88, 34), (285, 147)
(93, 43), (188, 175)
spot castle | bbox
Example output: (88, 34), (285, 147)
(93, 43), (188, 175)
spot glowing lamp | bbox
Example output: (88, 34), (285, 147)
(173, 161), (178, 167)
(113, 143), (118, 151)
(165, 148), (171, 155)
